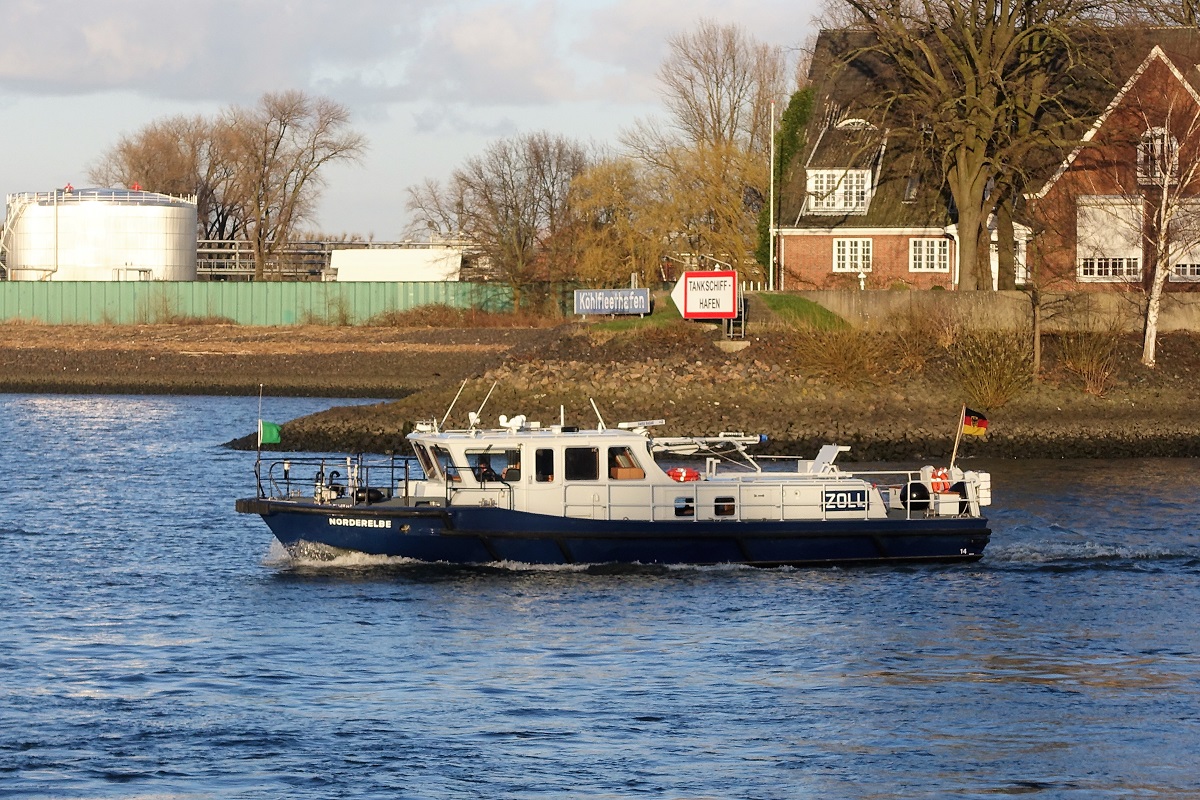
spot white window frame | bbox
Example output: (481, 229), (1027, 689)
(1170, 262), (1200, 282)
(807, 169), (872, 214)
(1076, 197), (1144, 283)
(833, 238), (872, 273)
(1080, 257), (1141, 281)
(909, 238), (950, 272)
(1168, 202), (1200, 282)
(1138, 127), (1179, 186)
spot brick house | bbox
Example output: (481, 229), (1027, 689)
(1025, 39), (1200, 292)
(775, 28), (1200, 292)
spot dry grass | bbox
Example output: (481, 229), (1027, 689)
(371, 304), (559, 328)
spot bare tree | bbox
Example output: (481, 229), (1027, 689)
(1109, 0), (1199, 25)
(88, 115), (244, 240)
(833, 0), (1101, 289)
(406, 131), (591, 303)
(622, 20), (791, 278)
(1135, 104), (1200, 365)
(656, 19), (789, 156)
(224, 91), (367, 280)
(90, 91), (365, 269)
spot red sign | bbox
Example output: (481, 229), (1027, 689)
(670, 271), (739, 319)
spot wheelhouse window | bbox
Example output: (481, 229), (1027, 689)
(535, 448), (555, 482)
(607, 446), (645, 480)
(909, 238), (949, 272)
(833, 238), (872, 273)
(466, 449), (520, 482)
(807, 169), (871, 214)
(412, 443), (437, 479)
(1138, 127), (1179, 185)
(564, 447), (599, 481)
(430, 445), (461, 481)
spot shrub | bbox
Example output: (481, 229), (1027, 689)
(886, 303), (966, 374)
(1056, 324), (1125, 397)
(948, 328), (1032, 408)
(790, 327), (890, 388)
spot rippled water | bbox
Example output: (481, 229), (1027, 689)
(2, 393), (1198, 798)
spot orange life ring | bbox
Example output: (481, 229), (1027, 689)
(667, 467), (701, 482)
(929, 467), (952, 493)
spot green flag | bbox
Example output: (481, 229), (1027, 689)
(258, 420), (282, 446)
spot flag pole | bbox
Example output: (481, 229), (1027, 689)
(255, 384), (264, 495)
(949, 403), (965, 471)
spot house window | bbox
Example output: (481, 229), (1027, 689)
(1171, 263), (1200, 281)
(1076, 197), (1143, 283)
(807, 170), (871, 213)
(1080, 257), (1141, 280)
(909, 238), (949, 272)
(1138, 127), (1179, 185)
(833, 238), (872, 273)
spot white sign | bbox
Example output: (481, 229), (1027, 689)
(670, 271), (738, 319)
(574, 288), (651, 316)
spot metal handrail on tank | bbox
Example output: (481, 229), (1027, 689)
(7, 189), (197, 207)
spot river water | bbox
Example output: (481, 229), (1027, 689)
(1, 393), (1198, 799)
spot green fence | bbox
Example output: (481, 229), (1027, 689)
(0, 281), (514, 325)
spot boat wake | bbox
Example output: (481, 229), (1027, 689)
(262, 540), (777, 577)
(987, 540), (1200, 571)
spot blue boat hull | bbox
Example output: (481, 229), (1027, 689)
(238, 499), (991, 567)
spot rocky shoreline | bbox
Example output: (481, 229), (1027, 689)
(260, 353), (1200, 460)
(4, 322), (1200, 460)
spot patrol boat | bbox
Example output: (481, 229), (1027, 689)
(236, 410), (992, 567)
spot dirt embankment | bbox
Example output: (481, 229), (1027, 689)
(4, 320), (1200, 459)
(0, 324), (550, 397)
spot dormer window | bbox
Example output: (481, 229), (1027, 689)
(834, 118), (876, 130)
(806, 169), (872, 214)
(1138, 127), (1178, 185)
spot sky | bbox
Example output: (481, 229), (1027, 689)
(0, 0), (822, 240)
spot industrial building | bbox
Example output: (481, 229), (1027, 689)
(1, 188), (198, 281)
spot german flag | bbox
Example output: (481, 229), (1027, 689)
(962, 408), (988, 436)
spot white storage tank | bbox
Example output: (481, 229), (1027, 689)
(2, 188), (198, 281)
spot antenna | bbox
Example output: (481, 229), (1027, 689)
(474, 381), (498, 426)
(589, 398), (607, 431)
(439, 379), (469, 431)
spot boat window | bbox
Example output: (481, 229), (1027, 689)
(535, 448), (555, 482)
(412, 443), (437, 479)
(501, 449), (520, 481)
(464, 449), (521, 482)
(674, 497), (695, 517)
(431, 445), (461, 482)
(608, 446), (645, 480)
(714, 496), (736, 517)
(467, 451), (501, 482)
(564, 447), (599, 481)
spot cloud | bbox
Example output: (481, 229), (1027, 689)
(0, 1), (819, 110)
(0, 1), (422, 101)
